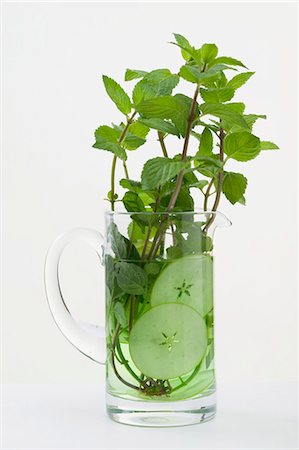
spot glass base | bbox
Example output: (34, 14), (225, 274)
(106, 392), (216, 427)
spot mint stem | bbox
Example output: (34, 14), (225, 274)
(111, 323), (140, 390)
(123, 161), (129, 180)
(204, 179), (213, 211)
(203, 127), (225, 232)
(128, 294), (135, 332)
(110, 155), (117, 212)
(171, 360), (202, 392)
(148, 86), (199, 258)
(211, 127), (225, 211)
(110, 111), (137, 211)
(157, 131), (169, 157)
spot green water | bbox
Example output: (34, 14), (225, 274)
(106, 255), (215, 401)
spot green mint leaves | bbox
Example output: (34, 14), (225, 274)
(260, 141), (279, 150)
(222, 172), (248, 204)
(115, 262), (147, 295)
(200, 103), (249, 129)
(197, 128), (213, 156)
(210, 56), (247, 69)
(125, 69), (147, 81)
(224, 131), (261, 161)
(102, 75), (132, 115)
(132, 69), (179, 105)
(93, 33), (279, 221)
(93, 125), (127, 160)
(201, 43), (218, 64)
(141, 157), (188, 190)
(226, 72), (255, 90)
(136, 94), (196, 136)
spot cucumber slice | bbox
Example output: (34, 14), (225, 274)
(129, 303), (207, 380)
(150, 255), (213, 316)
(168, 369), (215, 401)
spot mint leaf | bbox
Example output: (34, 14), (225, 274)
(197, 128), (213, 156)
(216, 71), (228, 88)
(161, 186), (194, 212)
(185, 229), (213, 253)
(124, 122), (149, 150)
(200, 103), (249, 129)
(107, 190), (118, 201)
(173, 33), (192, 50)
(141, 157), (188, 190)
(93, 126), (127, 160)
(102, 75), (131, 115)
(189, 180), (209, 191)
(201, 43), (218, 64)
(172, 33), (201, 64)
(112, 122), (149, 150)
(95, 124), (119, 142)
(136, 94), (196, 136)
(228, 114), (266, 133)
(167, 246), (183, 259)
(120, 178), (141, 192)
(224, 131), (260, 161)
(138, 117), (180, 136)
(113, 302), (127, 327)
(128, 221), (157, 242)
(105, 255), (115, 292)
(238, 195), (246, 205)
(194, 155), (222, 168)
(243, 114), (266, 130)
(123, 134), (145, 151)
(125, 69), (147, 81)
(170, 221), (213, 254)
(210, 56), (247, 69)
(227, 72), (255, 90)
(136, 95), (177, 116)
(171, 94), (196, 136)
(132, 69), (179, 105)
(109, 223), (128, 259)
(222, 172), (248, 204)
(128, 122), (150, 138)
(144, 262), (161, 275)
(115, 262), (147, 295)
(200, 87), (235, 103)
(225, 102), (246, 114)
(260, 141), (279, 150)
(120, 179), (156, 207)
(183, 169), (199, 186)
(194, 154), (223, 178)
(194, 155), (222, 178)
(122, 191), (145, 212)
(111, 281), (125, 301)
(172, 33), (195, 62)
(112, 124), (145, 151)
(179, 64), (228, 84)
(179, 65), (203, 83)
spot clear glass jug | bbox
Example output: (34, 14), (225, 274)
(44, 210), (230, 427)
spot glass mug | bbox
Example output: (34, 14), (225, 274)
(45, 211), (230, 427)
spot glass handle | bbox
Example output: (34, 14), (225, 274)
(44, 228), (106, 365)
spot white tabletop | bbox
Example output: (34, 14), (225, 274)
(2, 381), (297, 449)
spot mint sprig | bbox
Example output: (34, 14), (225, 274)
(93, 33), (279, 225)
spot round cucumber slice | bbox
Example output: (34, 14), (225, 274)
(129, 303), (207, 380)
(150, 255), (213, 316)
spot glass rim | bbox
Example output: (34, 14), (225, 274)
(105, 208), (228, 218)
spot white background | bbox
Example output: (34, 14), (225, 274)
(2, 1), (298, 449)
